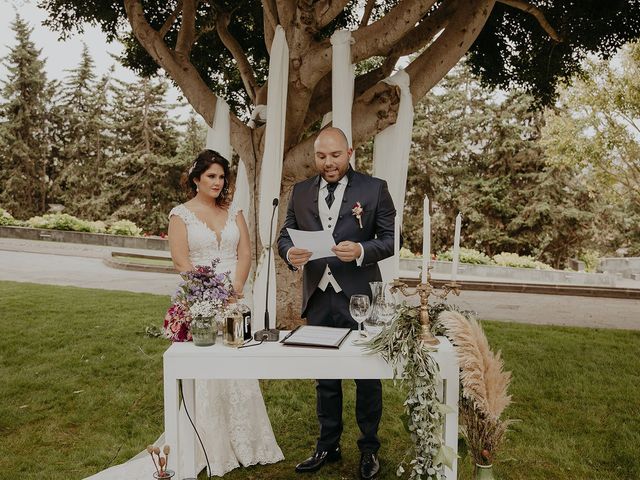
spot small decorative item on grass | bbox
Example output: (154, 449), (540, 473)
(163, 259), (235, 345)
(147, 444), (174, 479)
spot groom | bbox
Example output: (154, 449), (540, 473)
(278, 127), (395, 479)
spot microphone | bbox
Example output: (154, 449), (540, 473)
(253, 197), (280, 342)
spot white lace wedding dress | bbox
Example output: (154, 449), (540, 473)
(85, 202), (284, 479)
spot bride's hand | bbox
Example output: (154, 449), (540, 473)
(232, 282), (244, 300)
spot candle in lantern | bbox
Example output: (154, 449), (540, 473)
(422, 196), (430, 283)
(451, 213), (462, 281)
(393, 216), (400, 280)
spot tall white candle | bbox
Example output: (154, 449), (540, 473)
(394, 216), (400, 280)
(452, 213), (462, 281)
(422, 196), (430, 283)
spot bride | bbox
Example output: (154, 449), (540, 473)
(86, 150), (284, 479)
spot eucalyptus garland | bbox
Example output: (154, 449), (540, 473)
(364, 305), (454, 479)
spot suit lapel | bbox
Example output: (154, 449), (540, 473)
(338, 169), (357, 226)
(310, 175), (323, 230)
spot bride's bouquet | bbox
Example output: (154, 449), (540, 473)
(163, 259), (235, 342)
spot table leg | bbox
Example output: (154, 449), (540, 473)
(163, 376), (180, 478)
(442, 364), (459, 480)
(179, 379), (198, 479)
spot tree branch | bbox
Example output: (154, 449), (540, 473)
(302, 58), (398, 131)
(215, 9), (259, 103)
(387, 0), (457, 59)
(159, 0), (183, 38)
(406, 0), (497, 104)
(286, 81), (401, 180)
(123, 0), (251, 154)
(351, 0), (438, 63)
(275, 0), (296, 26)
(175, 0), (196, 54)
(497, 0), (562, 42)
(262, 0), (277, 50)
(316, 0), (351, 29)
(359, 0), (376, 27)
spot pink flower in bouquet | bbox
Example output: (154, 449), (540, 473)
(163, 302), (191, 342)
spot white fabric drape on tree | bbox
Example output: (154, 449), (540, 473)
(373, 70), (414, 282)
(252, 25), (288, 331)
(330, 29), (356, 167)
(205, 96), (250, 217)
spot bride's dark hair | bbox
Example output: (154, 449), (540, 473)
(184, 149), (233, 207)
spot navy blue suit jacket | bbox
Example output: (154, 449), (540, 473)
(277, 169), (396, 317)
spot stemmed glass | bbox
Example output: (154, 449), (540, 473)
(349, 294), (372, 337)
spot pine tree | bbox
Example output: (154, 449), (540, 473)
(101, 77), (183, 233)
(405, 62), (597, 267)
(52, 51), (114, 220)
(0, 15), (55, 217)
(175, 112), (207, 165)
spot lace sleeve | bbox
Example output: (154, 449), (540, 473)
(169, 204), (192, 224)
(227, 201), (242, 224)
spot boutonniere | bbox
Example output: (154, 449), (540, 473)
(352, 202), (363, 228)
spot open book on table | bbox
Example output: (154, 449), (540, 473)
(280, 325), (351, 349)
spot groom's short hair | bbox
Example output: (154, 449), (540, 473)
(316, 126), (350, 149)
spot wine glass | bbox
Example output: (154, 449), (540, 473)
(349, 294), (372, 337)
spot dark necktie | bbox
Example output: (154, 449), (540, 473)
(325, 182), (338, 208)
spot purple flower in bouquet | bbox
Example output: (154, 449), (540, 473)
(163, 259), (235, 342)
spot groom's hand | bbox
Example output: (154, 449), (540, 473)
(288, 247), (312, 268)
(333, 241), (362, 262)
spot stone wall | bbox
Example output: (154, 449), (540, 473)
(0, 226), (169, 251)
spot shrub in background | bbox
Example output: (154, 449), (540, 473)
(107, 219), (142, 236)
(493, 252), (553, 270)
(577, 250), (600, 273)
(0, 208), (21, 226)
(25, 213), (95, 232)
(437, 247), (494, 265)
(399, 247), (418, 259)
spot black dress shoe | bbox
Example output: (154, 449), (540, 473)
(359, 452), (380, 479)
(295, 445), (341, 473)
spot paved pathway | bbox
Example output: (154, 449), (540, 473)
(1, 238), (638, 330)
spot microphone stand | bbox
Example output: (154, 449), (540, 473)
(253, 198), (281, 342)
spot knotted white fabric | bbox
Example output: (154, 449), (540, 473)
(373, 70), (414, 282)
(205, 97), (232, 159)
(252, 25), (289, 331)
(330, 29), (356, 167)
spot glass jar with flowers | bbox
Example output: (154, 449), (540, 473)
(163, 260), (235, 346)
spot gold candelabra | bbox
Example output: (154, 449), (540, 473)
(389, 268), (461, 346)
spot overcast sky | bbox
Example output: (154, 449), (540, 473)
(0, 0), (188, 117)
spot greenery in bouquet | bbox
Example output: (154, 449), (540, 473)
(163, 260), (234, 342)
(364, 306), (454, 479)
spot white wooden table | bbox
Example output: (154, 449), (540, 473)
(163, 332), (459, 479)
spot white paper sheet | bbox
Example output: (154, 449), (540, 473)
(287, 228), (337, 260)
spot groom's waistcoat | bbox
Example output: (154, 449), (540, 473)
(278, 169), (395, 316)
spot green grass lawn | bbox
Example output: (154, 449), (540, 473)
(1, 281), (638, 479)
